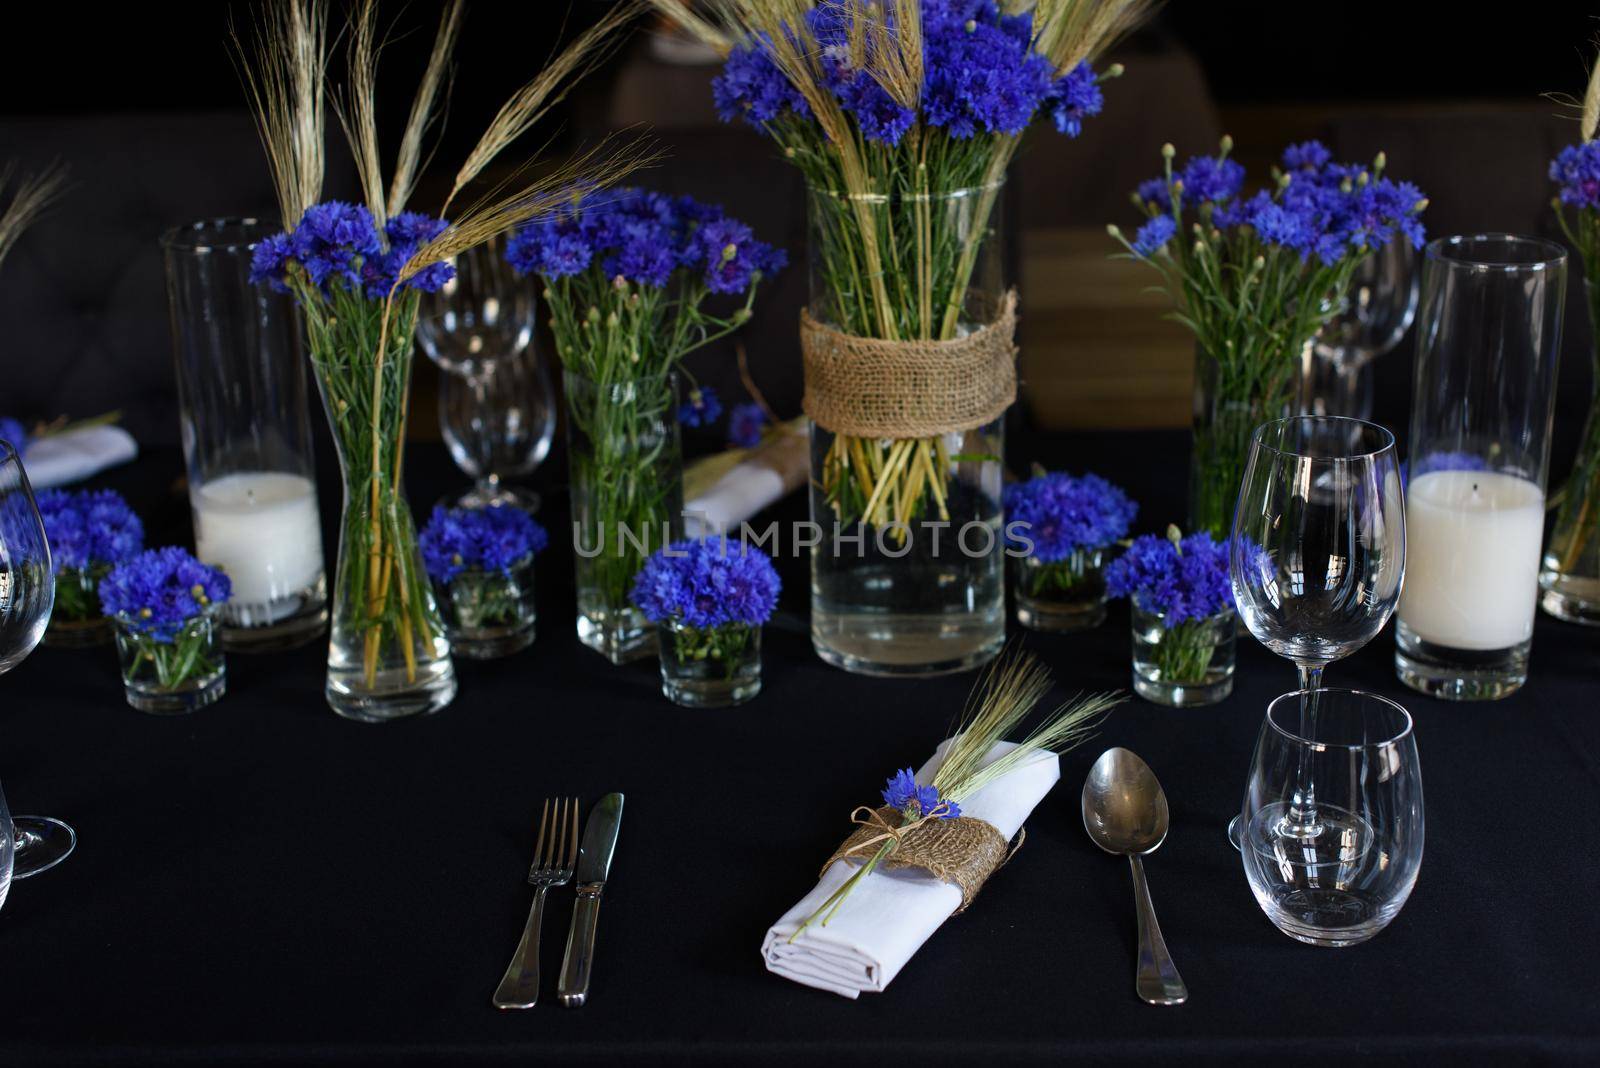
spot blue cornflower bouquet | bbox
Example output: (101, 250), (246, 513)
(1546, 139), (1600, 582)
(509, 189), (784, 638)
(100, 547), (231, 695)
(1111, 139), (1428, 536)
(37, 489), (144, 627)
(697, 0), (1146, 528)
(1106, 526), (1233, 685)
(420, 505), (548, 633)
(1004, 468), (1136, 596)
(630, 537), (782, 672)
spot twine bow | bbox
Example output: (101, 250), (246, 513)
(823, 804), (1025, 913)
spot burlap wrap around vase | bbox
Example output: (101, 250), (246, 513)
(800, 290), (1019, 440)
(824, 805), (1017, 913)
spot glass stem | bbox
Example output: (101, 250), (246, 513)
(1285, 661), (1327, 837)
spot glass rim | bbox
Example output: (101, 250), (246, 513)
(0, 438), (18, 463)
(808, 178), (1004, 204)
(161, 217), (278, 254)
(1248, 415), (1396, 461)
(1425, 232), (1567, 272)
(1265, 687), (1414, 750)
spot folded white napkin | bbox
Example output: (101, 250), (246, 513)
(684, 422), (807, 537)
(761, 740), (1060, 998)
(23, 426), (139, 489)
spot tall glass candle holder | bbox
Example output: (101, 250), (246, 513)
(163, 219), (328, 652)
(1395, 234), (1566, 700)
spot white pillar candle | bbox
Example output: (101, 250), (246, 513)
(192, 472), (324, 608)
(1397, 469), (1544, 650)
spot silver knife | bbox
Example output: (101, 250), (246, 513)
(557, 792), (623, 1008)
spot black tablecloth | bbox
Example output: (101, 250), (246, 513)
(4, 434), (1597, 1066)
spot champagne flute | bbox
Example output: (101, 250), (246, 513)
(0, 440), (76, 876)
(1227, 416), (1406, 846)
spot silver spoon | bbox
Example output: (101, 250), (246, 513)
(1081, 747), (1188, 1006)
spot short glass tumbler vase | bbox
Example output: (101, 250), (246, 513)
(44, 566), (113, 648)
(433, 559), (536, 660)
(659, 619), (762, 708)
(1012, 549), (1106, 632)
(114, 610), (226, 714)
(1131, 604), (1235, 707)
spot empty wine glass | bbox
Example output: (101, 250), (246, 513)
(0, 440), (75, 877)
(1301, 237), (1419, 421)
(1241, 688), (1424, 946)
(1227, 416), (1406, 847)
(416, 236), (554, 510)
(437, 350), (555, 512)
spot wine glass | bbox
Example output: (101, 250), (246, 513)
(437, 349), (555, 512)
(1227, 416), (1406, 846)
(1241, 688), (1424, 946)
(416, 236), (554, 510)
(1301, 237), (1419, 421)
(0, 440), (76, 876)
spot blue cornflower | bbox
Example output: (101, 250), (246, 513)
(693, 217), (787, 295)
(0, 417), (28, 453)
(629, 537), (781, 630)
(1004, 471), (1137, 562)
(1136, 177), (1173, 211)
(1131, 215), (1176, 257)
(1552, 141), (1600, 210)
(99, 546), (231, 643)
(1043, 62), (1103, 138)
(248, 232), (296, 292)
(419, 504), (547, 585)
(1177, 156), (1245, 205)
(1281, 140), (1332, 173)
(37, 488), (144, 573)
(679, 386), (723, 428)
(1105, 530), (1234, 627)
(713, 36), (811, 126)
(726, 403), (767, 448)
(881, 768), (961, 820)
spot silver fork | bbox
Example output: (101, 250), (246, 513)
(492, 797), (578, 1009)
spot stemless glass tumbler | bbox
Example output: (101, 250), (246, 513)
(1240, 689), (1424, 947)
(1395, 235), (1566, 700)
(163, 219), (328, 652)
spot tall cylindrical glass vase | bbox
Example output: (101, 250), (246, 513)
(804, 182), (1009, 676)
(163, 219), (328, 651)
(1395, 234), (1566, 700)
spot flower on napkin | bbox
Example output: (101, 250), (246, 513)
(99, 547), (230, 643)
(419, 504), (547, 585)
(881, 769), (961, 821)
(726, 403), (767, 449)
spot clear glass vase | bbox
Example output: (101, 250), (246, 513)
(565, 370), (684, 665)
(433, 558), (536, 660)
(1541, 281), (1600, 625)
(658, 619), (762, 708)
(1011, 548), (1106, 632)
(308, 291), (455, 722)
(163, 219), (329, 652)
(115, 610), (227, 714)
(43, 565), (113, 648)
(1189, 344), (1302, 538)
(805, 181), (1008, 676)
(1131, 604), (1235, 707)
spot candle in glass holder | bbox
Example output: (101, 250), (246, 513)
(193, 472), (324, 619)
(1397, 469), (1544, 650)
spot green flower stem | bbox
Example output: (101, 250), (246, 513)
(671, 621), (755, 680)
(449, 569), (522, 630)
(293, 277), (441, 688)
(53, 565), (107, 622)
(1545, 218), (1600, 572)
(1022, 551), (1097, 597)
(549, 266), (761, 614)
(787, 841), (894, 945)
(126, 618), (219, 691)
(1153, 618), (1219, 684)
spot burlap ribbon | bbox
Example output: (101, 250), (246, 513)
(822, 805), (1023, 913)
(799, 290), (1019, 440)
